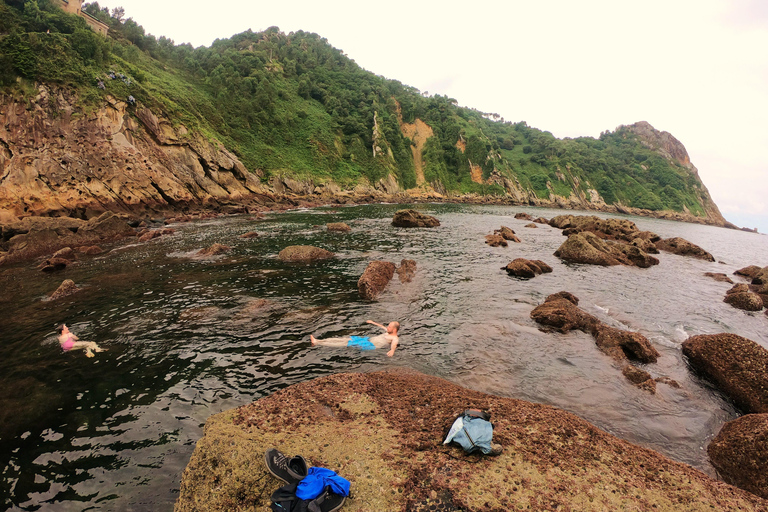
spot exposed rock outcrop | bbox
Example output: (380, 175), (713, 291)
(708, 414), (768, 499)
(682, 333), (768, 413)
(554, 231), (659, 268)
(655, 237), (715, 261)
(277, 245), (334, 262)
(392, 209), (440, 228)
(0, 212), (135, 264)
(724, 286), (764, 312)
(358, 261), (396, 300)
(484, 234), (507, 247)
(0, 87), (269, 221)
(176, 369), (766, 511)
(502, 258), (552, 279)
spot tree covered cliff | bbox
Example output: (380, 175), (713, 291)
(0, 0), (726, 222)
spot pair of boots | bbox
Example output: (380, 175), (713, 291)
(265, 448), (346, 512)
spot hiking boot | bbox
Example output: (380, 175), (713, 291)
(308, 489), (346, 512)
(487, 443), (503, 456)
(264, 448), (308, 484)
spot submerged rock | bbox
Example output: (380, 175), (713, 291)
(239, 231), (259, 239)
(708, 414), (768, 499)
(514, 212), (532, 220)
(197, 243), (232, 257)
(392, 209), (440, 228)
(326, 222), (351, 232)
(682, 333), (768, 413)
(277, 245), (334, 262)
(494, 225), (520, 242)
(49, 279), (79, 300)
(655, 237), (715, 261)
(358, 261), (396, 300)
(38, 257), (69, 273)
(396, 259), (417, 283)
(705, 272), (734, 284)
(176, 369), (767, 511)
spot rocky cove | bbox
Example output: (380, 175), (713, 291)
(1, 201), (768, 511)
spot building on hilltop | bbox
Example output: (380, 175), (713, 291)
(55, 0), (109, 36)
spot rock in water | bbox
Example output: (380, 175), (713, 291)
(358, 261), (396, 299)
(197, 243), (231, 257)
(484, 234), (507, 247)
(495, 226), (520, 242)
(708, 414), (768, 499)
(396, 259), (417, 283)
(655, 237), (715, 261)
(502, 258), (552, 279)
(49, 279), (79, 300)
(392, 209), (440, 228)
(326, 222), (351, 232)
(277, 245), (334, 262)
(682, 333), (768, 413)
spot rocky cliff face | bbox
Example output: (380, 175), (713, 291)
(0, 85), (270, 221)
(624, 121), (728, 226)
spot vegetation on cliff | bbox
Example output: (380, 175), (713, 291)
(0, 0), (721, 219)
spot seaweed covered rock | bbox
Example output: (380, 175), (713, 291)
(176, 369), (767, 512)
(708, 414), (768, 499)
(484, 234), (507, 247)
(682, 333), (768, 413)
(655, 237), (715, 261)
(554, 232), (659, 268)
(392, 209), (440, 228)
(358, 261), (396, 300)
(197, 243), (231, 257)
(278, 245), (334, 262)
(502, 258), (552, 279)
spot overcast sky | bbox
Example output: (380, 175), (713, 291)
(91, 0), (768, 233)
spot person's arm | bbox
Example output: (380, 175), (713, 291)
(366, 320), (386, 331)
(386, 336), (399, 357)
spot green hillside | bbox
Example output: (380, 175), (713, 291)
(0, 0), (714, 216)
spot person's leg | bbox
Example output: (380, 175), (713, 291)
(310, 336), (351, 347)
(71, 341), (103, 356)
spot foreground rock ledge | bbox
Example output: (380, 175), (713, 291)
(175, 369), (765, 511)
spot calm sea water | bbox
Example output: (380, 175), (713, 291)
(1, 203), (767, 511)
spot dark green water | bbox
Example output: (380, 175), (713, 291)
(2, 203), (767, 511)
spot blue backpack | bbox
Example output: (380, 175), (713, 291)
(443, 409), (495, 455)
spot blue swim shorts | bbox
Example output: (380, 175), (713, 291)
(347, 336), (376, 350)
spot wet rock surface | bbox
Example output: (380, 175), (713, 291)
(277, 245), (334, 262)
(530, 292), (661, 388)
(554, 231), (659, 268)
(396, 259), (417, 283)
(502, 258), (552, 279)
(484, 234), (507, 247)
(48, 279), (79, 300)
(176, 369), (767, 511)
(392, 209), (440, 228)
(494, 226), (520, 242)
(197, 243), (232, 257)
(358, 261), (396, 299)
(655, 237), (715, 261)
(682, 333), (768, 413)
(708, 414), (768, 500)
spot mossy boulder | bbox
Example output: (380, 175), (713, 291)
(175, 369), (767, 511)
